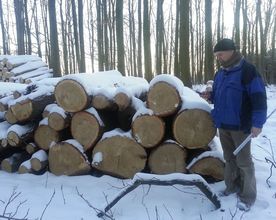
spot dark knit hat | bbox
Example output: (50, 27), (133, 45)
(213, 38), (236, 52)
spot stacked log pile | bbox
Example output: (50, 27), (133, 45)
(0, 71), (224, 181)
(0, 55), (53, 83)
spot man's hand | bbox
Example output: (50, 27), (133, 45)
(200, 91), (211, 101)
(251, 127), (262, 137)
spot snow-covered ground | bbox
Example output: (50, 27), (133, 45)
(0, 85), (276, 220)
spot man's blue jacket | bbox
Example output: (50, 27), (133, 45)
(211, 58), (267, 132)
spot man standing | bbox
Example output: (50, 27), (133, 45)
(210, 38), (267, 211)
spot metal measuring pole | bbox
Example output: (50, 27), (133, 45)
(233, 108), (276, 156)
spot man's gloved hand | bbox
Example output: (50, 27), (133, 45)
(251, 127), (262, 137)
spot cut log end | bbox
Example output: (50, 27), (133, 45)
(34, 125), (60, 150)
(132, 115), (165, 148)
(7, 131), (20, 147)
(71, 111), (102, 151)
(148, 142), (187, 174)
(10, 100), (32, 122)
(173, 109), (216, 149)
(188, 157), (224, 181)
(49, 142), (91, 176)
(92, 136), (147, 179)
(48, 112), (68, 131)
(31, 158), (48, 171)
(147, 82), (181, 116)
(114, 93), (131, 111)
(55, 79), (90, 112)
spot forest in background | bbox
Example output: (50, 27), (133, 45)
(0, 0), (275, 87)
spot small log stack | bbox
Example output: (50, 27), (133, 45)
(0, 71), (224, 182)
(0, 55), (53, 83)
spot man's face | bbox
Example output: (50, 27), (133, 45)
(214, 50), (234, 63)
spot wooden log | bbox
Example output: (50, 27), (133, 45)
(71, 107), (104, 151)
(1, 152), (30, 173)
(114, 92), (132, 111)
(30, 149), (48, 171)
(26, 142), (39, 154)
(187, 151), (225, 181)
(48, 104), (71, 131)
(91, 94), (117, 110)
(131, 113), (165, 148)
(15, 66), (49, 81)
(147, 75), (183, 117)
(148, 141), (188, 174)
(10, 60), (47, 76)
(7, 123), (34, 147)
(18, 159), (33, 174)
(4, 108), (18, 124)
(91, 130), (147, 178)
(173, 109), (216, 149)
(55, 78), (92, 113)
(5, 55), (42, 69)
(10, 95), (55, 123)
(24, 73), (53, 84)
(34, 118), (61, 150)
(48, 139), (91, 176)
(0, 121), (12, 144)
(42, 103), (57, 118)
(0, 94), (14, 112)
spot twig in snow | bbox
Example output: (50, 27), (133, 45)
(60, 185), (66, 204)
(265, 157), (276, 187)
(75, 187), (114, 220)
(155, 206), (160, 220)
(39, 189), (55, 220)
(163, 204), (174, 220)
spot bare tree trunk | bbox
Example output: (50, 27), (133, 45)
(48, 0), (61, 76)
(33, 0), (42, 57)
(72, 0), (81, 72)
(103, 0), (110, 70)
(204, 0), (214, 81)
(155, 0), (164, 74)
(143, 0), (152, 81)
(116, 0), (125, 75)
(60, 0), (69, 74)
(233, 0), (241, 47)
(87, 0), (95, 72)
(24, 0), (32, 54)
(137, 0), (142, 77)
(14, 0), (25, 55)
(241, 0), (248, 57)
(174, 0), (180, 76)
(0, 0), (8, 54)
(78, 0), (86, 72)
(96, 0), (104, 70)
(271, 15), (276, 84)
(179, 0), (191, 87)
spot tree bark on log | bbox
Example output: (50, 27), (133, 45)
(55, 79), (92, 113)
(48, 140), (91, 176)
(92, 133), (147, 179)
(173, 109), (216, 149)
(147, 81), (182, 117)
(1, 152), (30, 173)
(148, 141), (188, 174)
(71, 107), (104, 151)
(131, 114), (165, 148)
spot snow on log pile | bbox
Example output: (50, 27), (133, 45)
(0, 55), (53, 83)
(0, 71), (224, 181)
